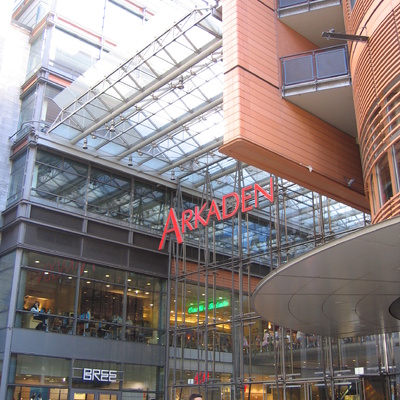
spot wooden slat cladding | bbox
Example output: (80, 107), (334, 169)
(347, 0), (376, 34)
(353, 7), (400, 134)
(373, 192), (400, 223)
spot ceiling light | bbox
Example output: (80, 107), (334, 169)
(128, 155), (133, 167)
(171, 171), (175, 180)
(138, 150), (143, 156)
(91, 133), (96, 139)
(82, 138), (88, 150)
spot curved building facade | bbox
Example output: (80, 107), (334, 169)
(349, 0), (400, 222)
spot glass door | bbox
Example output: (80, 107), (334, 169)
(72, 390), (119, 400)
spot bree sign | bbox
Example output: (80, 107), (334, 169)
(83, 368), (117, 382)
(158, 178), (274, 250)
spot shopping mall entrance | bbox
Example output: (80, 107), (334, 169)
(71, 390), (120, 400)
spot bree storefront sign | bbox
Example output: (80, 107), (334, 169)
(158, 178), (274, 250)
(83, 368), (117, 382)
(73, 368), (123, 383)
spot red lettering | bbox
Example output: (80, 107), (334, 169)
(241, 185), (253, 213)
(194, 203), (207, 228)
(182, 209), (194, 233)
(158, 208), (183, 250)
(254, 178), (274, 206)
(158, 181), (274, 250)
(206, 200), (222, 224)
(222, 192), (239, 219)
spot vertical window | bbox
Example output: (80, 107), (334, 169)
(0, 252), (16, 329)
(126, 274), (166, 344)
(26, 34), (45, 78)
(18, 88), (37, 128)
(376, 155), (393, 206)
(393, 142), (400, 193)
(7, 152), (27, 206)
(369, 173), (377, 215)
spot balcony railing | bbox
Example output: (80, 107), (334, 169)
(279, 0), (316, 8)
(281, 45), (349, 88)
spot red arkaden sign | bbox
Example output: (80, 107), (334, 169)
(158, 178), (274, 250)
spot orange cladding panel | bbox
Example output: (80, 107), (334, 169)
(221, 0), (369, 212)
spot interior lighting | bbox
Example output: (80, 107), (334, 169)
(83, 138), (88, 150)
(171, 171), (175, 180)
(128, 155), (133, 167)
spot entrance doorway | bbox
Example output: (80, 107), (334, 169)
(72, 390), (119, 400)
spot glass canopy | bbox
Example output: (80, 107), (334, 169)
(47, 4), (368, 255)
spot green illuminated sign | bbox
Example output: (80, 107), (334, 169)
(188, 299), (230, 314)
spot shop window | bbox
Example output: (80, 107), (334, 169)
(10, 354), (69, 398)
(376, 155), (393, 206)
(122, 364), (164, 394)
(126, 275), (166, 344)
(78, 279), (124, 339)
(16, 261), (78, 333)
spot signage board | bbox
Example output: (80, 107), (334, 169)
(158, 178), (274, 250)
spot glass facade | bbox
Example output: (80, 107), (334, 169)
(3, 1), (399, 400)
(15, 251), (167, 343)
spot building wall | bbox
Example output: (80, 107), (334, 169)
(345, 0), (400, 222)
(0, 3), (30, 212)
(220, 0), (369, 213)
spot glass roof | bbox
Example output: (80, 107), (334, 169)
(47, 4), (368, 244)
(49, 7), (224, 187)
